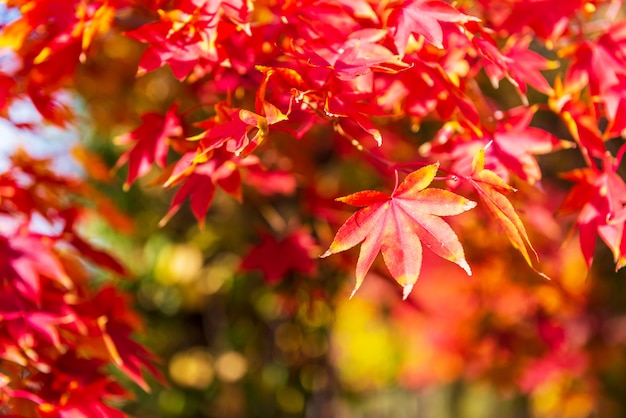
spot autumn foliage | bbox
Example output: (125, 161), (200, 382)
(1, 0), (626, 416)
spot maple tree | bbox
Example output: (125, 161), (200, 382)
(1, 0), (626, 416)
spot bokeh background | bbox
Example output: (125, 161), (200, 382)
(3, 2), (626, 417)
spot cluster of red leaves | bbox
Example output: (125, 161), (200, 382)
(2, 0), (625, 295)
(0, 151), (160, 416)
(2, 0), (626, 413)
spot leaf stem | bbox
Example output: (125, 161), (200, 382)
(392, 168), (399, 194)
(333, 122), (398, 169)
(335, 123), (469, 184)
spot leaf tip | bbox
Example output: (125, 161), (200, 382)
(320, 249), (332, 259)
(471, 149), (484, 173)
(459, 259), (472, 276)
(158, 215), (170, 228)
(402, 283), (414, 300)
(373, 131), (382, 147)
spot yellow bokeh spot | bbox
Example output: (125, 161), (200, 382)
(146, 77), (172, 103)
(558, 241), (589, 296)
(536, 285), (562, 314)
(194, 254), (238, 297)
(215, 351), (248, 383)
(531, 379), (594, 418)
(154, 244), (203, 285)
(39, 404), (55, 413)
(254, 291), (282, 320)
(583, 2), (596, 14)
(332, 298), (399, 391)
(169, 347), (214, 389)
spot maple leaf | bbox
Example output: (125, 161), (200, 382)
(115, 104), (183, 188)
(195, 102), (284, 157)
(241, 229), (317, 283)
(469, 147), (547, 277)
(424, 107), (567, 185)
(551, 95), (606, 160)
(280, 0), (361, 42)
(159, 149), (243, 227)
(74, 286), (163, 392)
(243, 166), (297, 196)
(321, 163), (476, 299)
(489, 107), (566, 184)
(560, 150), (626, 269)
(27, 87), (75, 128)
(476, 34), (558, 100)
(603, 74), (626, 138)
(301, 28), (410, 80)
(326, 91), (388, 146)
(388, 0), (479, 54)
(564, 40), (622, 101)
(0, 234), (72, 302)
(476, 0), (585, 42)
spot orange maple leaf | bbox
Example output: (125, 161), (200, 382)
(321, 163), (476, 299)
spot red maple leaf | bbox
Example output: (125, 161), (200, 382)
(115, 104), (182, 187)
(560, 150), (626, 269)
(476, 34), (558, 99)
(299, 28), (409, 80)
(388, 0), (479, 54)
(195, 101), (286, 157)
(241, 229), (317, 283)
(243, 164), (297, 196)
(321, 163), (476, 299)
(73, 286), (163, 392)
(0, 234), (72, 302)
(564, 40), (623, 102)
(476, 0), (587, 41)
(160, 149), (243, 227)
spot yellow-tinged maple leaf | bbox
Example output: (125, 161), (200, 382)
(470, 147), (549, 279)
(321, 163), (476, 299)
